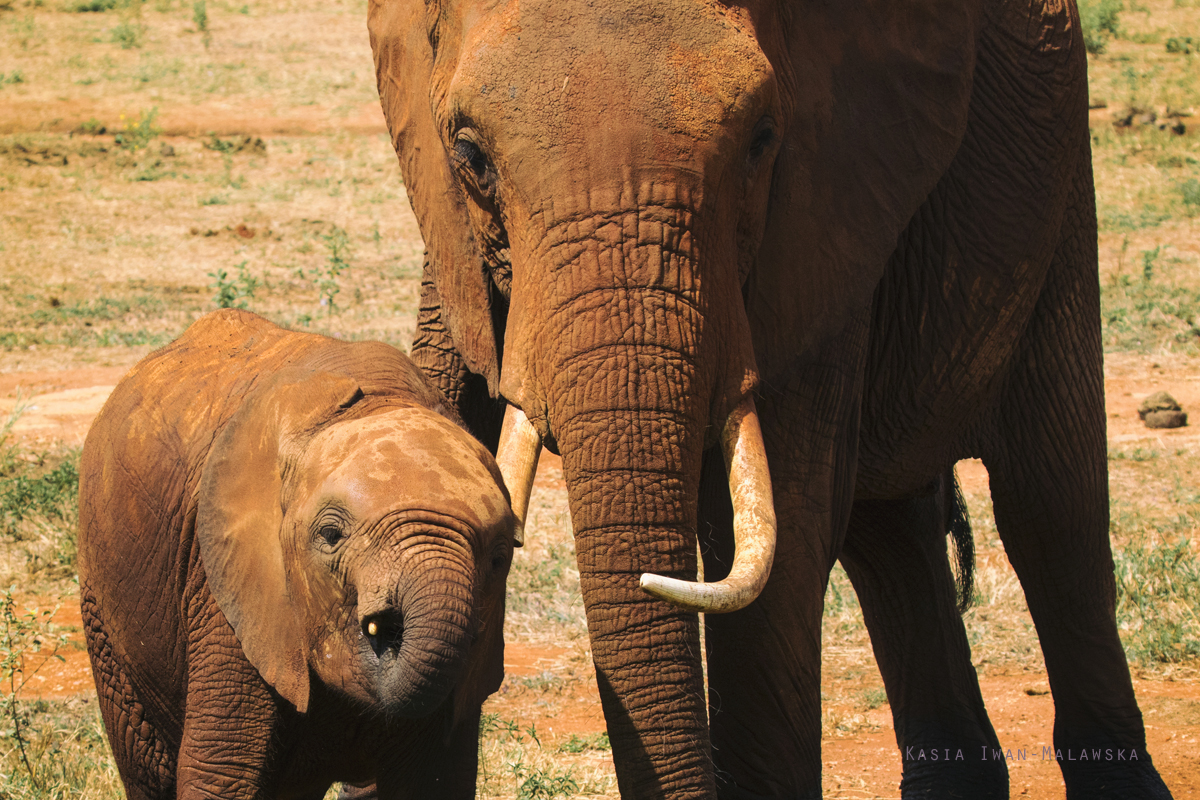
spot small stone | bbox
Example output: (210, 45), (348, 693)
(1138, 390), (1182, 417)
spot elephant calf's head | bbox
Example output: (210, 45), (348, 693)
(196, 369), (515, 719)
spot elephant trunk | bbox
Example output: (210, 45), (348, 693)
(496, 191), (771, 795)
(556, 383), (715, 799)
(359, 542), (475, 718)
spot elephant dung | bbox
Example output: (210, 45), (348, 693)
(1138, 391), (1188, 429)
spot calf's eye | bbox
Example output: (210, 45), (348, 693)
(316, 523), (345, 548)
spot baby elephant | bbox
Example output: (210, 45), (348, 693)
(79, 310), (515, 800)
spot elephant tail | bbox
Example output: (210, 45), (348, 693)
(945, 468), (975, 614)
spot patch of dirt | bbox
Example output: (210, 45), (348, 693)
(0, 100), (388, 138)
(486, 642), (607, 742)
(1104, 352), (1200, 447)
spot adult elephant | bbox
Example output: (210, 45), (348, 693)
(369, 0), (1173, 797)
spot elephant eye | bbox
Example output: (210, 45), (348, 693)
(318, 524), (345, 547)
(311, 510), (349, 550)
(452, 129), (495, 195)
(488, 540), (512, 576)
(746, 117), (777, 169)
(455, 137), (489, 177)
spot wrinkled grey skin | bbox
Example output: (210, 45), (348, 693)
(78, 310), (514, 800)
(370, 0), (1175, 798)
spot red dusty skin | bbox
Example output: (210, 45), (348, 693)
(554, 355), (715, 799)
(501, 191), (745, 797)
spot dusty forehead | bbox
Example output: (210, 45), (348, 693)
(451, 0), (770, 141)
(302, 407), (513, 529)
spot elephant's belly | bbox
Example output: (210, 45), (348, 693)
(852, 277), (1045, 500)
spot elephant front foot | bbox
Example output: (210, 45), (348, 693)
(898, 742), (1009, 800)
(1059, 746), (1173, 800)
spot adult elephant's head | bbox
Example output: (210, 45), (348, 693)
(370, 0), (978, 793)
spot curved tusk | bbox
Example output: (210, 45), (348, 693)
(640, 396), (777, 613)
(494, 404), (542, 547)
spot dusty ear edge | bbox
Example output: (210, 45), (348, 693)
(195, 370), (364, 714)
(369, 0), (500, 393)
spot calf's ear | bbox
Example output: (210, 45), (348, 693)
(196, 369), (363, 714)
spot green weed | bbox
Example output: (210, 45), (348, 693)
(1108, 446), (1164, 461)
(1098, 205), (1174, 233)
(823, 563), (865, 640)
(75, 118), (105, 135)
(300, 227), (351, 315)
(1142, 245), (1164, 282)
(516, 766), (580, 800)
(477, 715), (588, 800)
(113, 108), (159, 151)
(1181, 178), (1200, 214)
(0, 411), (81, 578)
(192, 0), (209, 47)
(0, 696), (122, 800)
(1101, 275), (1200, 352)
(208, 261), (260, 309)
(1114, 535), (1200, 663)
(1079, 0), (1124, 53)
(857, 687), (889, 711)
(202, 133), (264, 155)
(65, 0), (115, 10)
(109, 18), (144, 49)
(557, 732), (610, 754)
(510, 670), (567, 692)
(0, 588), (67, 791)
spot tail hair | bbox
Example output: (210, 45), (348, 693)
(946, 468), (975, 614)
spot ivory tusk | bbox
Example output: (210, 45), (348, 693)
(494, 404), (542, 547)
(640, 396), (777, 613)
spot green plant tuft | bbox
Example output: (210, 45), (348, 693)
(113, 108), (159, 151)
(1114, 535), (1200, 663)
(1165, 36), (1196, 53)
(300, 227), (351, 316)
(0, 588), (67, 792)
(109, 18), (144, 49)
(208, 261), (260, 309)
(1181, 178), (1200, 214)
(557, 732), (610, 754)
(1079, 0), (1124, 54)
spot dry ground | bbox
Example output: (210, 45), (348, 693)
(2, 0), (1200, 798)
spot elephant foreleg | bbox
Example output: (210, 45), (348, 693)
(701, 318), (868, 800)
(176, 609), (280, 800)
(840, 482), (1008, 799)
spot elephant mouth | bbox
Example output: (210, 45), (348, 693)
(494, 394), (778, 613)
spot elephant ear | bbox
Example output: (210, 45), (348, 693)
(368, 0), (499, 392)
(195, 369), (364, 714)
(748, 0), (980, 378)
